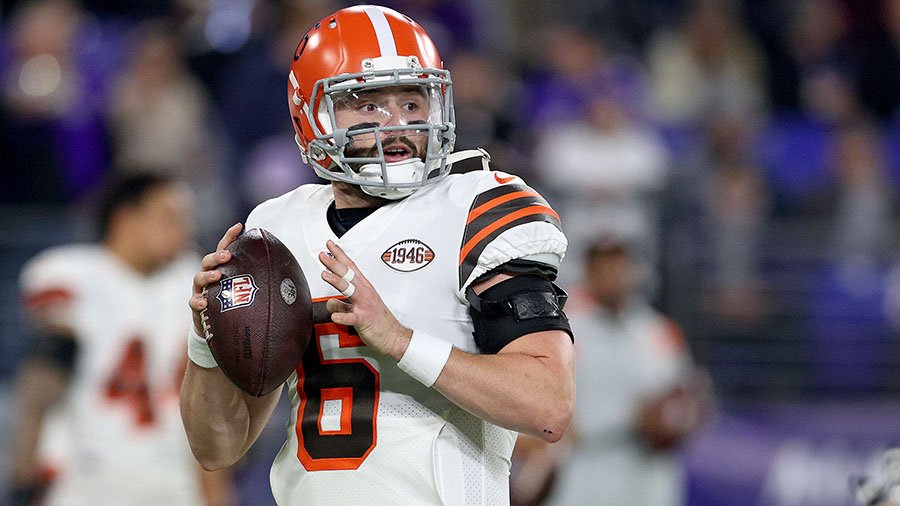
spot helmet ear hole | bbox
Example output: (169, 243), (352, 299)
(294, 34), (309, 61)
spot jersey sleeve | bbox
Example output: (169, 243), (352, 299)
(19, 247), (87, 329)
(457, 172), (568, 296)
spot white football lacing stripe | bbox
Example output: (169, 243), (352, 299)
(364, 6), (398, 57)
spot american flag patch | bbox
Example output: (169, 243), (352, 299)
(217, 275), (259, 312)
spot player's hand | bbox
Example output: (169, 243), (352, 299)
(636, 370), (714, 451)
(189, 223), (242, 335)
(318, 239), (412, 359)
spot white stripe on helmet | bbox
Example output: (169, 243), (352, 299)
(364, 6), (398, 57)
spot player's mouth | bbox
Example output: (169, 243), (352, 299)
(383, 142), (413, 163)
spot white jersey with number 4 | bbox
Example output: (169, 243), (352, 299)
(19, 246), (203, 506)
(245, 171), (567, 506)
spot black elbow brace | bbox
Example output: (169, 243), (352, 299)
(466, 275), (573, 354)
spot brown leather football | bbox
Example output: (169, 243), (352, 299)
(202, 228), (311, 396)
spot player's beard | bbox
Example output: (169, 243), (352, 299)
(343, 133), (425, 173)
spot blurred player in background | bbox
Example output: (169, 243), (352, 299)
(8, 173), (233, 506)
(852, 447), (900, 506)
(181, 5), (575, 505)
(542, 234), (713, 506)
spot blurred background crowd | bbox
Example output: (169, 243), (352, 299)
(2, 0), (900, 504)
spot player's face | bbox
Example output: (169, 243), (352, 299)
(586, 248), (631, 309)
(332, 85), (430, 165)
(132, 183), (193, 267)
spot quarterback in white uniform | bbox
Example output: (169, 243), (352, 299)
(181, 6), (575, 506)
(10, 175), (229, 506)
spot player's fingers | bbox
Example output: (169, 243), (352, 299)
(216, 223), (243, 251)
(189, 294), (208, 312)
(319, 246), (370, 291)
(325, 298), (353, 313)
(321, 270), (355, 298)
(201, 250), (231, 270)
(318, 250), (354, 280)
(325, 240), (361, 271)
(193, 269), (221, 291)
(330, 310), (358, 327)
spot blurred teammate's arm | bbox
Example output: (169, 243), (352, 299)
(509, 433), (569, 506)
(9, 330), (74, 503)
(635, 369), (714, 451)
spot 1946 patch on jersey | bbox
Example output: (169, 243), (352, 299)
(217, 275), (259, 311)
(381, 239), (435, 272)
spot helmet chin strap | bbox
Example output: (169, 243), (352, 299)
(358, 148), (492, 200)
(358, 159), (425, 200)
(450, 148), (492, 172)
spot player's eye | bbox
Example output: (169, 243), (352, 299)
(358, 103), (378, 113)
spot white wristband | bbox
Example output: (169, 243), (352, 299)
(397, 331), (452, 387)
(187, 325), (218, 368)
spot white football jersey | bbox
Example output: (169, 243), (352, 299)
(545, 301), (689, 506)
(244, 171), (567, 506)
(19, 246), (204, 506)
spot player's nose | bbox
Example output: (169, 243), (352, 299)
(383, 104), (405, 126)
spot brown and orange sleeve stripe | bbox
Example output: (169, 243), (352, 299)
(458, 184), (562, 289)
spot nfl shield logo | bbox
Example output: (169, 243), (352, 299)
(217, 275), (259, 312)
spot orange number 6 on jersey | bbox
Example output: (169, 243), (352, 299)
(294, 321), (379, 471)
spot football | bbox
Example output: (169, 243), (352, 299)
(202, 228), (312, 397)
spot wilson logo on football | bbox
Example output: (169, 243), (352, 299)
(217, 275), (259, 312)
(381, 239), (435, 272)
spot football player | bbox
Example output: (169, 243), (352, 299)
(543, 236), (712, 506)
(181, 6), (575, 505)
(10, 174), (233, 506)
(853, 447), (900, 506)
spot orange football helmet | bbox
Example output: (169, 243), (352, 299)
(287, 5), (457, 199)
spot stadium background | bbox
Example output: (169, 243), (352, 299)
(1, 0), (899, 504)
